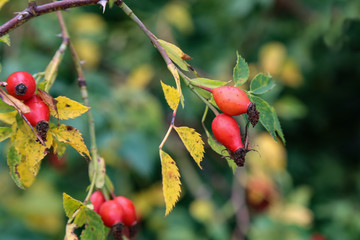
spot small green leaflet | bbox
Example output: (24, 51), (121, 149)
(250, 73), (275, 95)
(63, 193), (106, 240)
(233, 51), (249, 86)
(250, 95), (285, 144)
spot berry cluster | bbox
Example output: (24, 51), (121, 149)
(90, 191), (138, 239)
(210, 86), (259, 166)
(4, 71), (50, 140)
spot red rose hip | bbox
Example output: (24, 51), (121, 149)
(90, 191), (106, 214)
(212, 86), (259, 126)
(212, 113), (248, 166)
(99, 200), (124, 227)
(114, 196), (137, 227)
(6, 71), (36, 100)
(23, 95), (50, 141)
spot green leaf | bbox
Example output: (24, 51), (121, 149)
(63, 193), (83, 218)
(250, 73), (275, 95)
(0, 34), (10, 46)
(233, 51), (249, 86)
(204, 128), (237, 173)
(272, 107), (286, 144)
(63, 193), (106, 240)
(95, 157), (106, 189)
(251, 95), (276, 139)
(189, 78), (228, 89)
(7, 145), (25, 189)
(158, 39), (191, 71)
(250, 95), (285, 144)
(0, 126), (12, 142)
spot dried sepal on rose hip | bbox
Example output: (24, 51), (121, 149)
(212, 86), (259, 127)
(23, 94), (50, 141)
(6, 71), (36, 101)
(211, 113), (250, 166)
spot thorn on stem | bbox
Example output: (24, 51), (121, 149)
(15, 11), (30, 20)
(97, 0), (107, 14)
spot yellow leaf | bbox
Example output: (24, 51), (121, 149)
(50, 96), (89, 120)
(167, 64), (184, 107)
(0, 111), (17, 125)
(174, 126), (204, 169)
(51, 124), (90, 159)
(162, 2), (194, 35)
(160, 81), (180, 110)
(13, 123), (51, 168)
(126, 64), (155, 89)
(160, 150), (181, 216)
(158, 39), (191, 71)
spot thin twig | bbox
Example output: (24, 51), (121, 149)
(56, 11), (99, 203)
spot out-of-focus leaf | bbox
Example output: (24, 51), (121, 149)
(233, 51), (249, 86)
(0, 0), (9, 9)
(158, 39), (191, 71)
(161, 81), (180, 110)
(250, 73), (275, 95)
(259, 42), (287, 76)
(126, 64), (154, 89)
(0, 111), (17, 124)
(0, 126), (12, 142)
(0, 34), (10, 46)
(162, 2), (194, 35)
(51, 124), (91, 159)
(160, 150), (181, 216)
(174, 126), (204, 169)
(50, 96), (89, 120)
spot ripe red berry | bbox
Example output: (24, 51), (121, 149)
(6, 71), (36, 100)
(23, 95), (50, 127)
(23, 95), (50, 141)
(90, 191), (106, 214)
(99, 200), (124, 227)
(212, 86), (259, 126)
(114, 196), (137, 227)
(213, 86), (250, 116)
(212, 113), (248, 166)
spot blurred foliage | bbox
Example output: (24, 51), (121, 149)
(1, 0), (360, 239)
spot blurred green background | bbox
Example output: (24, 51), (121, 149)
(1, 0), (360, 239)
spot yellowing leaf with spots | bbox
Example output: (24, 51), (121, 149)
(166, 64), (183, 107)
(50, 96), (89, 120)
(175, 126), (204, 169)
(160, 150), (181, 216)
(51, 124), (90, 159)
(160, 81), (180, 110)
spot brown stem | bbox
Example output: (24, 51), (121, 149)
(0, 0), (110, 37)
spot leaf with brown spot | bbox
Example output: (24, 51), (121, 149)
(50, 96), (89, 120)
(160, 150), (181, 216)
(51, 124), (90, 159)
